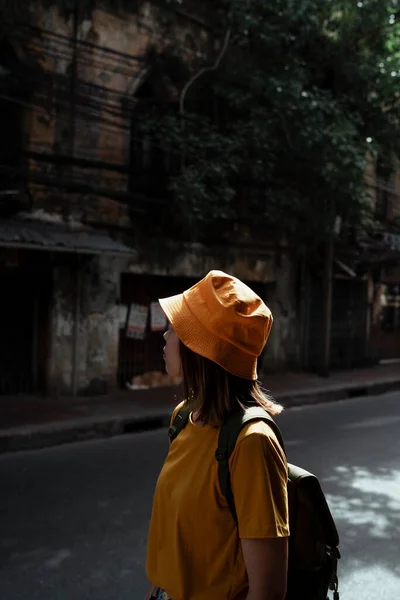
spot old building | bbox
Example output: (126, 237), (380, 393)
(1, 1), (397, 398)
(0, 1), (303, 397)
(0, 2), (150, 395)
(303, 156), (400, 373)
(365, 159), (400, 362)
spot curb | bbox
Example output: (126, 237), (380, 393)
(1, 378), (400, 455)
(0, 413), (172, 455)
(279, 377), (400, 407)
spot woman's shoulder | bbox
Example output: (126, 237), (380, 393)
(234, 418), (285, 458)
(228, 417), (288, 484)
(239, 417), (277, 437)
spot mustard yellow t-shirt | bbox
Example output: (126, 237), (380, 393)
(146, 404), (289, 600)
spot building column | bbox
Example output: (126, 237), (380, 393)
(48, 254), (122, 396)
(80, 255), (121, 395)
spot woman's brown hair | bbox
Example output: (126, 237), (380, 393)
(179, 341), (283, 426)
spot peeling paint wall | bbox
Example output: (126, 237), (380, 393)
(25, 2), (205, 228)
(80, 256), (121, 394)
(49, 264), (75, 395)
(25, 3), (152, 225)
(22, 0), (218, 232)
(49, 256), (122, 396)
(125, 243), (276, 283)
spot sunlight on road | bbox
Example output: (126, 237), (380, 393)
(325, 466), (400, 538)
(350, 468), (400, 510)
(340, 564), (400, 600)
(324, 464), (400, 598)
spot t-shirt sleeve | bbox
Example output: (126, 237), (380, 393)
(229, 421), (290, 539)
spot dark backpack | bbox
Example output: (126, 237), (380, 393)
(169, 405), (340, 600)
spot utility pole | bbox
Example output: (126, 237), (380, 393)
(319, 204), (337, 377)
(69, 0), (78, 157)
(70, 1), (80, 397)
(319, 230), (334, 376)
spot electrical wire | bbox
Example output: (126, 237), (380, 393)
(8, 20), (151, 63)
(0, 90), (186, 163)
(0, 68), (214, 152)
(24, 41), (147, 82)
(0, 161), (167, 207)
(2, 14), (233, 125)
(8, 16), (204, 69)
(0, 12), (278, 200)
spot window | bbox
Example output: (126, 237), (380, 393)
(129, 76), (181, 200)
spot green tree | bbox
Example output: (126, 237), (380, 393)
(141, 0), (400, 244)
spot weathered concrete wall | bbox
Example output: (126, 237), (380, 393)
(124, 245), (302, 371)
(49, 256), (122, 396)
(25, 1), (206, 228)
(25, 2), (153, 225)
(125, 242), (276, 282)
(79, 255), (121, 394)
(48, 263), (75, 395)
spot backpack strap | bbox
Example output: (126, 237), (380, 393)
(216, 406), (286, 524)
(168, 406), (190, 442)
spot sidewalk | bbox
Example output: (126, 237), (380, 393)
(0, 363), (399, 454)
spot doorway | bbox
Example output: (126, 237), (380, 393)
(0, 266), (52, 395)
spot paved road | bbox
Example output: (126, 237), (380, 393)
(1, 391), (400, 600)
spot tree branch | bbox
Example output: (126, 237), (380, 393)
(179, 29), (231, 116)
(276, 110), (298, 153)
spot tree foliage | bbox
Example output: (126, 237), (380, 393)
(140, 0), (400, 244)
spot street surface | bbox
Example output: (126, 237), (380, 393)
(0, 391), (399, 600)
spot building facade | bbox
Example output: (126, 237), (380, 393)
(1, 1), (398, 397)
(0, 1), (303, 396)
(366, 159), (400, 362)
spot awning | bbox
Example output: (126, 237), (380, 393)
(0, 219), (136, 257)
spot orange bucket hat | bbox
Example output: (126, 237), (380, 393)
(159, 270), (273, 380)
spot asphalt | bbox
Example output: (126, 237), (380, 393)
(0, 390), (399, 600)
(0, 362), (399, 454)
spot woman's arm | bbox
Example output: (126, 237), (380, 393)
(241, 537), (288, 600)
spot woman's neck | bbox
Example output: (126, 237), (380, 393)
(191, 410), (204, 425)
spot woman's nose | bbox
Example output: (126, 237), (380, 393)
(163, 330), (169, 340)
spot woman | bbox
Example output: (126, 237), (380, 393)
(146, 270), (289, 600)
